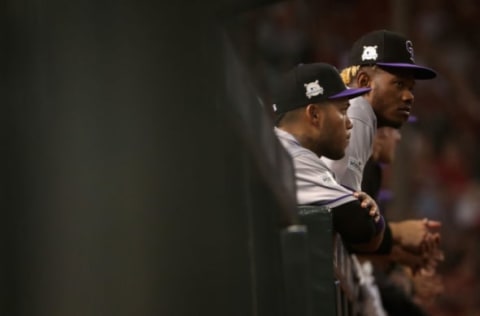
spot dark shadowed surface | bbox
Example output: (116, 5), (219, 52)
(2, 0), (297, 315)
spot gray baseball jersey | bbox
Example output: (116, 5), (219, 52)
(275, 127), (357, 207)
(322, 96), (377, 191)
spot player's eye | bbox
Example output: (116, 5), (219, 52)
(395, 81), (405, 89)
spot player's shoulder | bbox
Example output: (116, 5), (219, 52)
(275, 128), (316, 159)
(347, 96), (375, 124)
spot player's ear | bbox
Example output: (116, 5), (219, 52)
(306, 104), (322, 124)
(356, 69), (372, 88)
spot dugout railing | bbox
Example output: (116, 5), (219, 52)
(281, 205), (384, 316)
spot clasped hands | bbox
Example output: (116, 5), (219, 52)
(353, 191), (443, 274)
(389, 218), (443, 275)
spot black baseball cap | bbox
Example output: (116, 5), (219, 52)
(272, 63), (371, 115)
(348, 29), (437, 80)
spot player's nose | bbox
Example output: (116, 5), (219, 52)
(346, 116), (353, 130)
(402, 89), (414, 104)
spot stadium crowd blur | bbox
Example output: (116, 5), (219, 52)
(230, 0), (480, 314)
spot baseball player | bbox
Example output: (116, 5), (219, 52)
(273, 62), (390, 253)
(323, 29), (436, 191)
(320, 29), (441, 253)
(325, 29), (442, 314)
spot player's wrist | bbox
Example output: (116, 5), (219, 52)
(388, 222), (402, 244)
(374, 215), (385, 235)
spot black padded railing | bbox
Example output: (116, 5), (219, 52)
(280, 206), (384, 316)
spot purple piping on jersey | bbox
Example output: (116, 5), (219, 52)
(289, 136), (302, 147)
(340, 184), (356, 192)
(310, 193), (355, 206)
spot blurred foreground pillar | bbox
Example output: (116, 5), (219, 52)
(3, 0), (296, 315)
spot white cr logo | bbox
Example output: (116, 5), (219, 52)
(406, 40), (415, 62)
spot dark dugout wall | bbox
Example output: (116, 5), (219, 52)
(2, 0), (299, 315)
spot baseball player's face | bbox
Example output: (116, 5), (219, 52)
(314, 100), (353, 160)
(368, 67), (415, 128)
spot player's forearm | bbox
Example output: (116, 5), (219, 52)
(332, 201), (386, 253)
(349, 228), (384, 253)
(352, 215), (385, 253)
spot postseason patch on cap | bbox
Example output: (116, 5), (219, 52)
(304, 80), (324, 99)
(361, 45), (378, 61)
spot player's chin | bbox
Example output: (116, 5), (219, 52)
(395, 111), (410, 124)
(380, 116), (404, 129)
(325, 148), (346, 161)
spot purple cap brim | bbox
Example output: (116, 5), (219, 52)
(328, 87), (371, 100)
(377, 62), (437, 79)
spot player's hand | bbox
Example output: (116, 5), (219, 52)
(412, 272), (444, 307)
(421, 218), (442, 253)
(353, 191), (380, 222)
(390, 219), (441, 253)
(390, 245), (424, 269)
(417, 247), (444, 276)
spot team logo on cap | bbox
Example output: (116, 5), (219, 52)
(405, 40), (415, 62)
(304, 80), (323, 99)
(361, 45), (378, 61)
